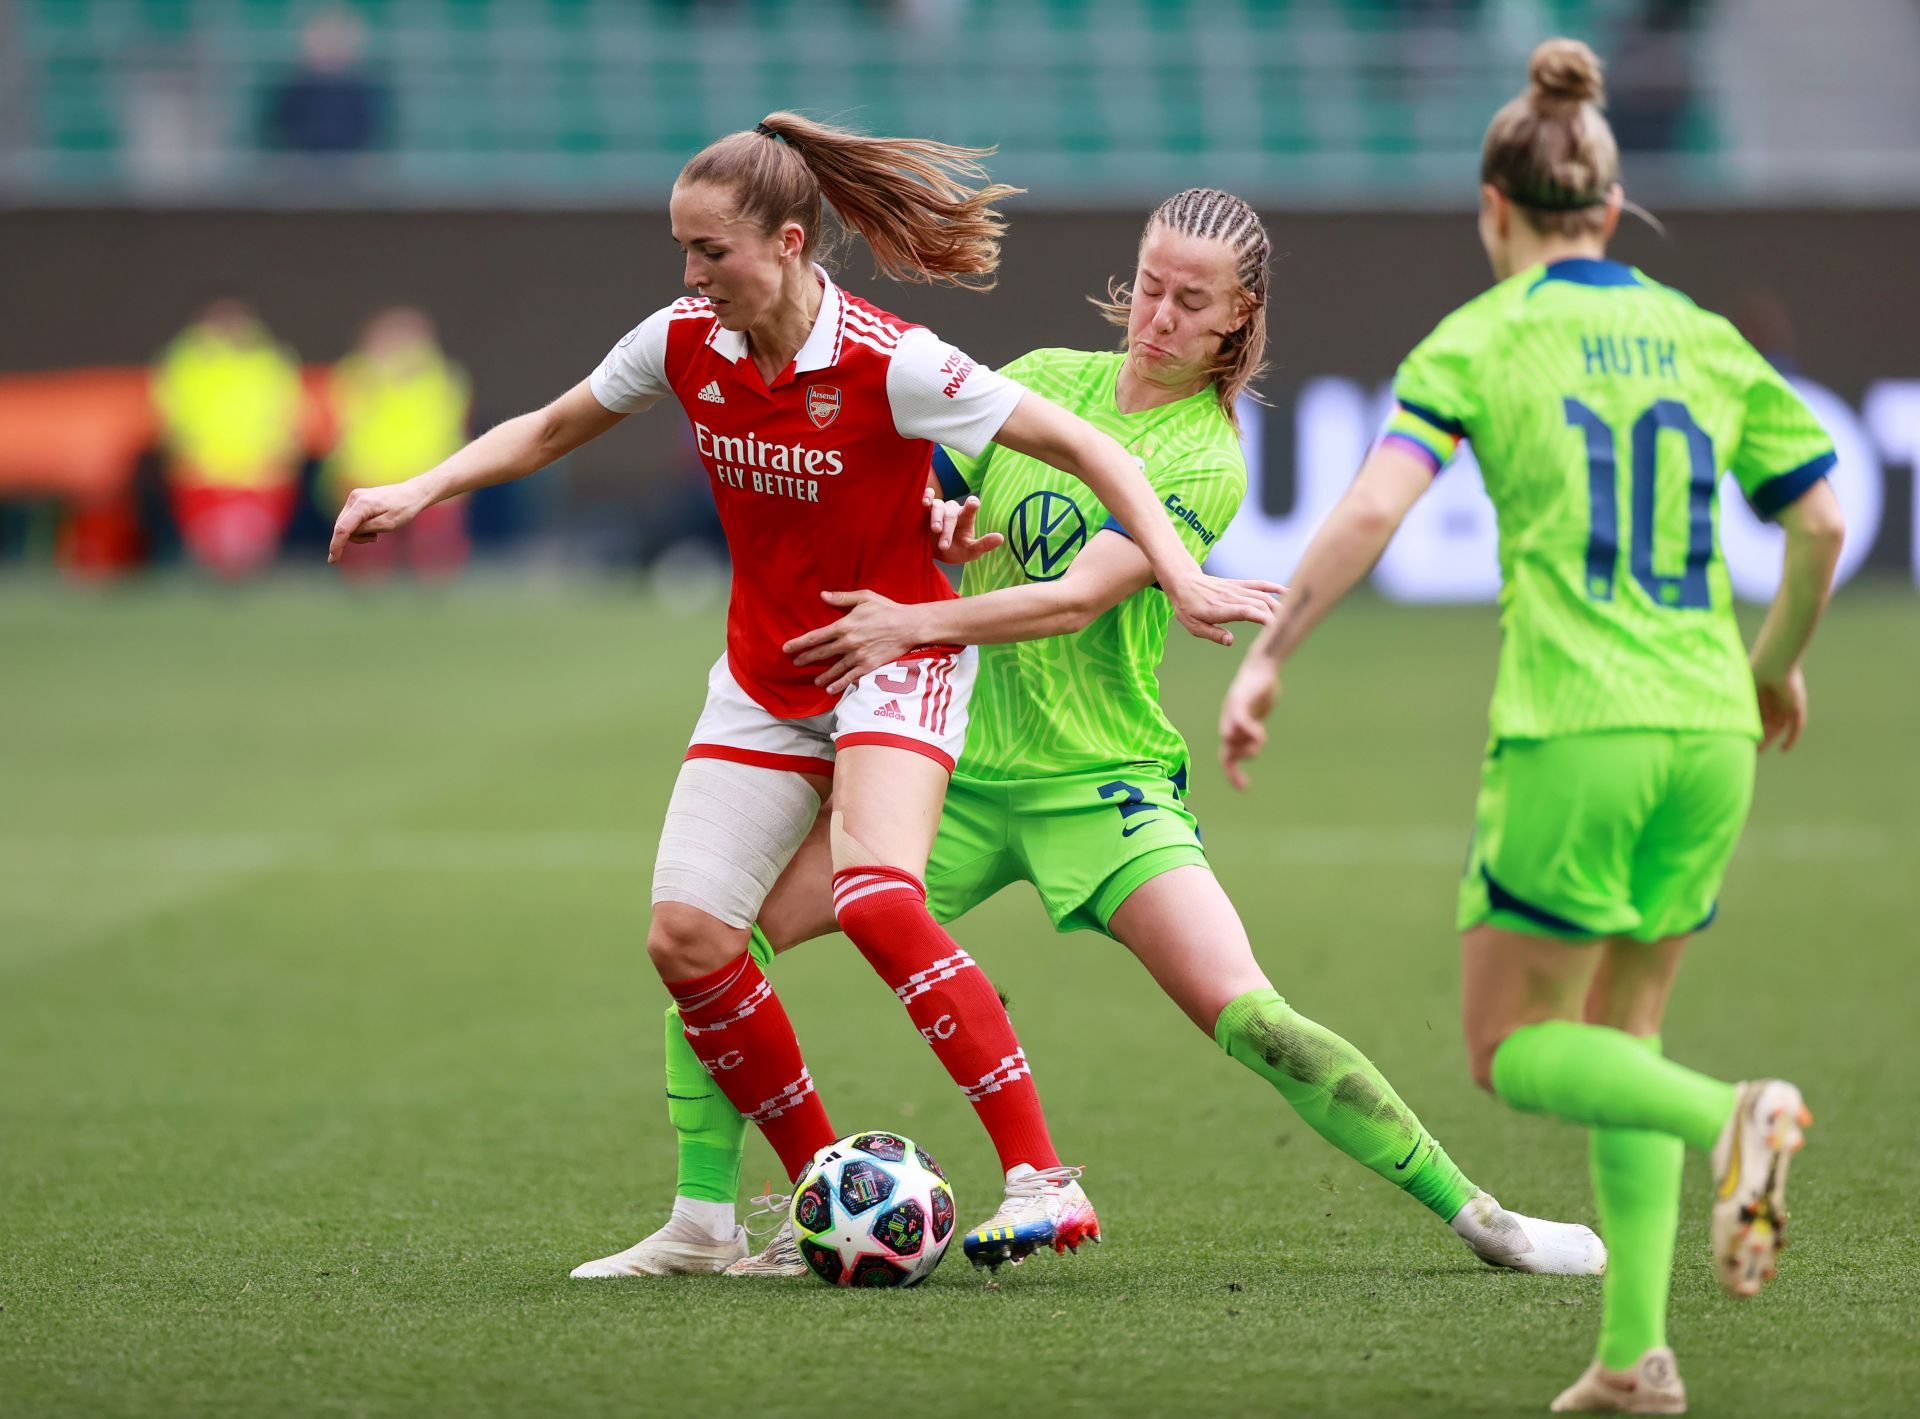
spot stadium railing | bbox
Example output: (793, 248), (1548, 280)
(0, 0), (1777, 207)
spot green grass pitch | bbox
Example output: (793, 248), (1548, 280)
(3, 581), (1916, 1417)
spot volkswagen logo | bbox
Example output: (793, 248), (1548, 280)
(1006, 490), (1088, 582)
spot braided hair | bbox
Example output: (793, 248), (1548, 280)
(1094, 188), (1272, 427)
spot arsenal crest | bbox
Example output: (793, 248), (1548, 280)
(806, 384), (842, 430)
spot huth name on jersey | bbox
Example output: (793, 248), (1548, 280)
(1580, 333), (1679, 380)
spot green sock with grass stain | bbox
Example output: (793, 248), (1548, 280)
(1215, 987), (1476, 1220)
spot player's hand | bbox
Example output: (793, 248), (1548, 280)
(1754, 663), (1808, 752)
(785, 590), (926, 695)
(924, 488), (1004, 564)
(1219, 658), (1280, 791)
(328, 481), (430, 564)
(1165, 571), (1285, 647)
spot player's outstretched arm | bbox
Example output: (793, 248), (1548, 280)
(1749, 479), (1845, 752)
(990, 392), (1281, 645)
(787, 529), (1160, 693)
(328, 379), (625, 563)
(1220, 439), (1432, 789)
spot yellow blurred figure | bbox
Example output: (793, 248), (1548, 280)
(152, 298), (305, 575)
(325, 307), (473, 580)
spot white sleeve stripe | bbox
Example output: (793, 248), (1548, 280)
(842, 308), (903, 346)
(841, 300), (901, 330)
(843, 324), (900, 352)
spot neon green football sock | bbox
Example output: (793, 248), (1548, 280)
(1491, 1019), (1736, 1154)
(1591, 1034), (1685, 1372)
(661, 926), (772, 1204)
(1215, 988), (1477, 1221)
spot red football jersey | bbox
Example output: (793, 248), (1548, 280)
(592, 268), (1023, 718)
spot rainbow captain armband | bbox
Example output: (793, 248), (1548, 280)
(1380, 399), (1465, 474)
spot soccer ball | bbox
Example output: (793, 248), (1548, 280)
(790, 1131), (957, 1288)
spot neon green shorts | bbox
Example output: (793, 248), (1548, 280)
(1457, 731), (1755, 943)
(926, 766), (1208, 937)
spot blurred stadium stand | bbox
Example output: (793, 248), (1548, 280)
(6, 0), (1919, 208)
(2, 1), (1915, 586)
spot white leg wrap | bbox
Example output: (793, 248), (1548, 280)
(651, 756), (821, 928)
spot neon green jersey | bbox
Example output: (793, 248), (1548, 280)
(1387, 258), (1834, 741)
(938, 348), (1246, 781)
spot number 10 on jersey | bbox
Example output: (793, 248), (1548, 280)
(1564, 396), (1717, 611)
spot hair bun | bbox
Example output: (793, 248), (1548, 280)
(1529, 37), (1605, 109)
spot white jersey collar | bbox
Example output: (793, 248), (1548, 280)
(707, 264), (844, 374)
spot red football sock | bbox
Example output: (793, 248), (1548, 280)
(666, 953), (834, 1183)
(832, 866), (1061, 1173)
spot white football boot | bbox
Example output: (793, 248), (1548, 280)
(722, 1191), (808, 1278)
(569, 1200), (748, 1278)
(961, 1164), (1101, 1270)
(1711, 1079), (1811, 1297)
(1450, 1190), (1609, 1276)
(1550, 1347), (1688, 1414)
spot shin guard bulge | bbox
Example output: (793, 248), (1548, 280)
(666, 953), (833, 1183)
(832, 866), (1060, 1173)
(662, 926), (770, 1203)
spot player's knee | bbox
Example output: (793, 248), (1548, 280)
(757, 895), (833, 954)
(645, 903), (734, 980)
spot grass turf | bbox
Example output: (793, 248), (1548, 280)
(3, 580), (1916, 1417)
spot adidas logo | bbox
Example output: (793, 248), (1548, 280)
(697, 380), (725, 404)
(873, 699), (905, 721)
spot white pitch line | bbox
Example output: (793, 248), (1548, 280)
(0, 822), (1891, 876)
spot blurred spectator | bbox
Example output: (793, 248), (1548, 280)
(260, 7), (387, 155)
(152, 299), (305, 577)
(323, 307), (472, 581)
(1608, 0), (1702, 153)
(1728, 288), (1800, 377)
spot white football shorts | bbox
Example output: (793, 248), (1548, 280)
(650, 648), (977, 925)
(685, 647), (976, 777)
